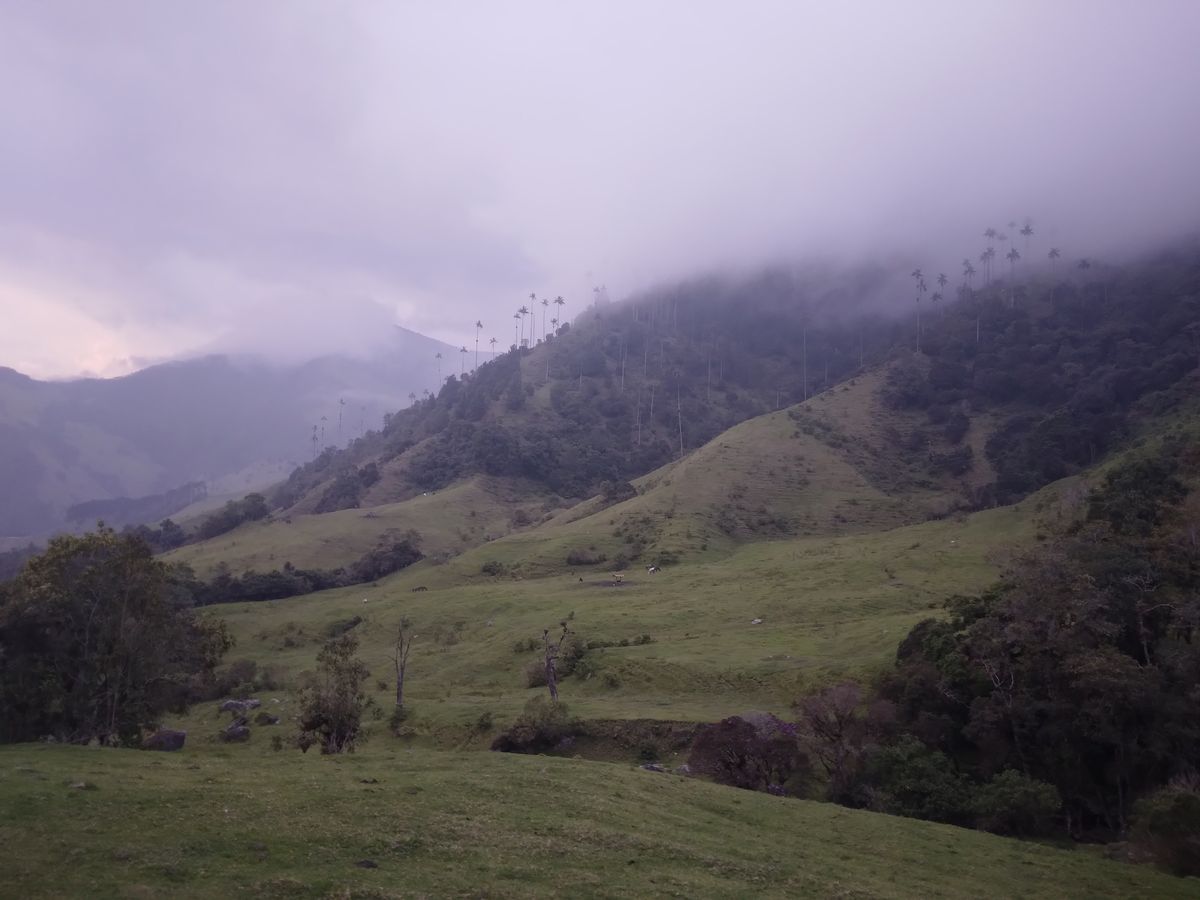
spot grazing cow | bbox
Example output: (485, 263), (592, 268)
(646, 565), (659, 574)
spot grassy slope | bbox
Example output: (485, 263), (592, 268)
(1, 744), (1190, 899)
(165, 365), (974, 579)
(166, 476), (543, 576)
(199, 492), (1043, 729)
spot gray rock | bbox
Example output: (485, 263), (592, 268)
(640, 763), (668, 773)
(219, 698), (262, 714)
(355, 859), (379, 869)
(220, 723), (251, 743)
(142, 729), (187, 751)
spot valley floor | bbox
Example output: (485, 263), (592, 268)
(1, 743), (1191, 899)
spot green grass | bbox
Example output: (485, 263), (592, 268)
(1, 743), (1190, 899)
(167, 476), (547, 576)
(199, 492), (1041, 730)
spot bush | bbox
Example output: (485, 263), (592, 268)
(523, 658), (547, 688)
(689, 714), (810, 796)
(973, 770), (1060, 836)
(856, 736), (975, 825)
(297, 635), (372, 754)
(490, 697), (577, 754)
(324, 616), (363, 639)
(1132, 778), (1200, 876)
(388, 704), (411, 734)
(566, 547), (607, 566)
(481, 560), (508, 576)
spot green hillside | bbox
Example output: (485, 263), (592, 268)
(2, 743), (1190, 899)
(194, 484), (1046, 728)
(166, 475), (550, 576)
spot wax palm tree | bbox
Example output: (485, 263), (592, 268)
(540, 297), (549, 341)
(489, 336), (497, 360)
(408, 391), (416, 407)
(1048, 247), (1061, 276)
(518, 305), (530, 347)
(1006, 247), (1021, 308)
(916, 278), (927, 350)
(1020, 221), (1034, 257)
(459, 346), (468, 376)
(963, 259), (976, 289)
(553, 295), (565, 328)
(474, 320), (482, 369)
(435, 351), (442, 382)
(936, 273), (948, 315)
(512, 311), (521, 347)
(983, 226), (997, 243)
(931, 290), (943, 318)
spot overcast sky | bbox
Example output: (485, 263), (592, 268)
(2, 1), (1198, 378)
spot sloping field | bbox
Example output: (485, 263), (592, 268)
(167, 475), (545, 575)
(198, 492), (1042, 728)
(0, 744), (1189, 899)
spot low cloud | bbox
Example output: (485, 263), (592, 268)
(1, 1), (1198, 377)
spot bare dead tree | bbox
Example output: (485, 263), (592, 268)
(393, 617), (415, 710)
(542, 622), (570, 702)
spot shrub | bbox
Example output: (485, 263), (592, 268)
(490, 697), (577, 754)
(688, 714), (810, 796)
(324, 616), (363, 639)
(856, 736), (975, 825)
(388, 704), (411, 734)
(523, 658), (547, 688)
(297, 635), (372, 754)
(566, 548), (607, 566)
(1132, 778), (1200, 876)
(973, 770), (1060, 836)
(481, 560), (508, 576)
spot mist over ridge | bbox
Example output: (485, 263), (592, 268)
(1, 1), (1198, 377)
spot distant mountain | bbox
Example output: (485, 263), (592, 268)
(0, 326), (454, 537)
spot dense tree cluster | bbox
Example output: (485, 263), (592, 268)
(0, 528), (231, 745)
(195, 493), (270, 540)
(875, 442), (1200, 839)
(883, 246), (1200, 503)
(174, 535), (423, 605)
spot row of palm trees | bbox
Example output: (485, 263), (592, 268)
(910, 220), (1101, 348)
(417, 292), (574, 405)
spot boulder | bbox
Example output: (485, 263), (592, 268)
(220, 719), (251, 742)
(254, 712), (280, 726)
(142, 729), (187, 752)
(219, 698), (262, 714)
(640, 762), (668, 773)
